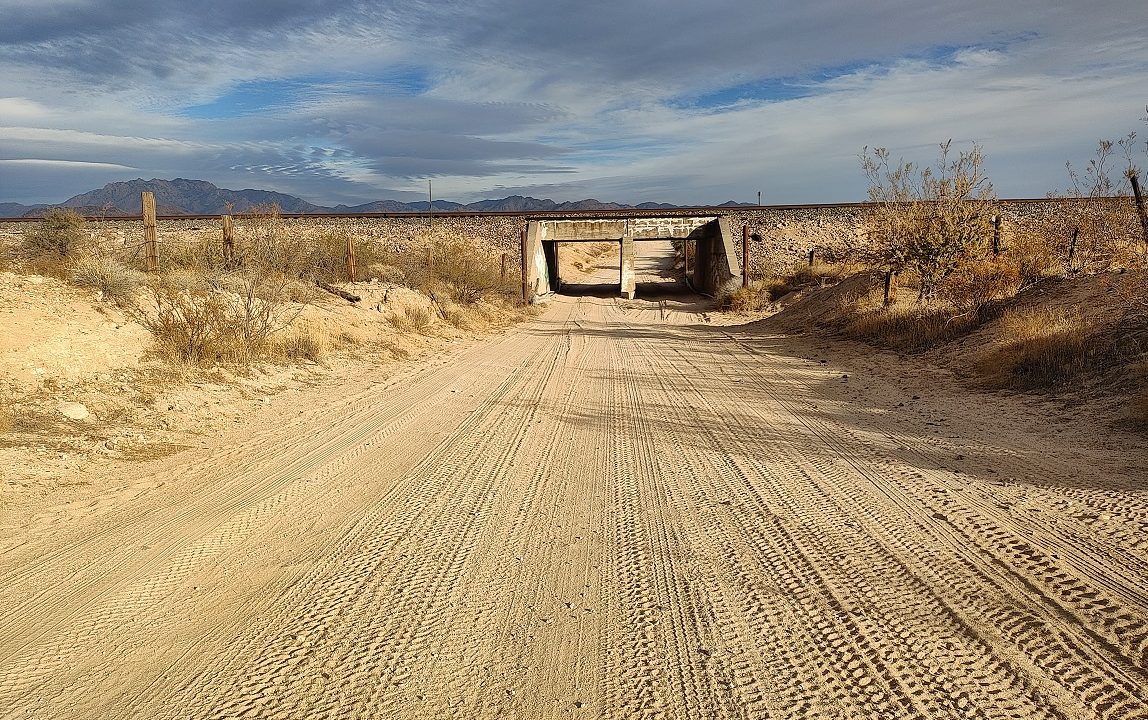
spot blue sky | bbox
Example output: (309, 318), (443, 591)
(1, 0), (1146, 206)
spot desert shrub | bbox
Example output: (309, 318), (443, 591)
(69, 255), (146, 306)
(861, 141), (998, 301)
(1006, 221), (1062, 288)
(364, 263), (407, 285)
(136, 270), (304, 366)
(20, 208), (87, 275)
(1053, 136), (1145, 272)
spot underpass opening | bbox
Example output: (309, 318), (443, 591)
(525, 216), (740, 302)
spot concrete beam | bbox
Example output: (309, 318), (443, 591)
(538, 216), (716, 242)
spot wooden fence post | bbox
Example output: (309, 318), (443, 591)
(808, 248), (816, 267)
(1067, 227), (1079, 272)
(1129, 171), (1148, 251)
(742, 224), (750, 288)
(520, 228), (529, 302)
(992, 215), (1002, 256)
(883, 270), (898, 307)
(344, 234), (357, 282)
(222, 214), (234, 265)
(501, 252), (508, 281)
(142, 192), (158, 272)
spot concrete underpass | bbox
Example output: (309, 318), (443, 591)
(523, 216), (741, 301)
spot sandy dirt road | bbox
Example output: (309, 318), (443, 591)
(2, 242), (1148, 719)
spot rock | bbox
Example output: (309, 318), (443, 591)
(58, 402), (90, 421)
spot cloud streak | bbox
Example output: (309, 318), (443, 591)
(0, 0), (1145, 205)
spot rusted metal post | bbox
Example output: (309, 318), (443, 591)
(520, 228), (529, 302)
(883, 270), (898, 307)
(742, 224), (750, 288)
(992, 215), (1002, 256)
(222, 214), (234, 265)
(344, 234), (356, 282)
(1129, 171), (1148, 251)
(142, 191), (158, 272)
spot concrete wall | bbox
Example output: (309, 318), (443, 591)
(691, 218), (740, 296)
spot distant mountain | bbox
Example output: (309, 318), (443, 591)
(0, 178), (734, 218)
(57, 178), (327, 215)
(0, 202), (46, 217)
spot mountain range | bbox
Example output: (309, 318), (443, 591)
(1, 178), (752, 218)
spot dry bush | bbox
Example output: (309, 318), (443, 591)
(842, 301), (982, 351)
(1052, 136), (1146, 272)
(364, 263), (407, 285)
(1005, 222), (1063, 288)
(861, 141), (998, 300)
(936, 256), (1020, 312)
(764, 260), (848, 299)
(136, 270), (305, 366)
(19, 208), (87, 276)
(69, 255), (146, 306)
(384, 233), (516, 304)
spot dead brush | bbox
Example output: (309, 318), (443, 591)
(719, 286), (773, 313)
(387, 304), (435, 333)
(842, 302), (981, 351)
(385, 230), (518, 304)
(69, 254), (146, 307)
(18, 208), (88, 277)
(277, 324), (328, 363)
(977, 306), (1097, 389)
(136, 270), (305, 366)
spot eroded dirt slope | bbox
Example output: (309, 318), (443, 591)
(1, 242), (1146, 719)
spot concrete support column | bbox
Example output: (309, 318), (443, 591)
(620, 235), (636, 299)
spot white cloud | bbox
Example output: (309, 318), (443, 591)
(0, 1), (1145, 204)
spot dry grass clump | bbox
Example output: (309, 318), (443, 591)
(69, 255), (146, 307)
(387, 305), (435, 333)
(977, 307), (1096, 389)
(719, 286), (773, 313)
(276, 324), (328, 363)
(721, 260), (850, 313)
(841, 299), (984, 351)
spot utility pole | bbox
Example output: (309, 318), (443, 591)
(757, 190), (761, 206)
(427, 179), (433, 233)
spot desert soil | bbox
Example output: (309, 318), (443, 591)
(2, 241), (1148, 719)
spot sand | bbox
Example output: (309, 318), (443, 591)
(1, 242), (1147, 719)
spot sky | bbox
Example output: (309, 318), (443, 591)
(1, 0), (1147, 207)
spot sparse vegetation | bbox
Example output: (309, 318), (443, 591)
(19, 208), (87, 275)
(135, 270), (305, 366)
(69, 255), (145, 307)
